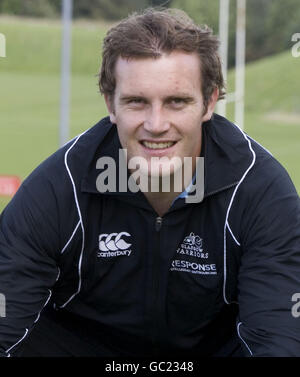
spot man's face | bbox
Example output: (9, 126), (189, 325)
(105, 51), (217, 179)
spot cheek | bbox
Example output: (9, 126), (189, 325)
(115, 112), (144, 137)
(171, 108), (203, 125)
(180, 121), (202, 152)
(116, 126), (129, 148)
(115, 119), (136, 148)
(180, 117), (202, 137)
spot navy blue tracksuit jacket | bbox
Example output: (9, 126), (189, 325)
(1, 114), (300, 357)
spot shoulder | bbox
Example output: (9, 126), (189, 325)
(22, 117), (113, 194)
(3, 117), (114, 224)
(241, 134), (297, 200)
(227, 127), (299, 236)
(208, 114), (297, 195)
(207, 115), (299, 227)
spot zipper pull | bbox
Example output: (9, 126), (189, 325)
(155, 216), (163, 232)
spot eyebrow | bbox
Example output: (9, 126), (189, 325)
(165, 95), (195, 102)
(119, 93), (195, 102)
(119, 95), (145, 102)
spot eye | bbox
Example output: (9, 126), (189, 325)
(128, 98), (145, 104)
(124, 98), (147, 109)
(171, 98), (183, 103)
(130, 98), (143, 103)
(169, 97), (188, 108)
(174, 98), (184, 103)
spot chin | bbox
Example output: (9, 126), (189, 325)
(149, 159), (181, 177)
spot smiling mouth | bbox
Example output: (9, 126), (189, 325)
(141, 141), (176, 150)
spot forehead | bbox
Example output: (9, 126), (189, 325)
(114, 51), (202, 95)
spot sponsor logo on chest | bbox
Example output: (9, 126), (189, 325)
(171, 232), (217, 275)
(97, 232), (132, 258)
(176, 232), (208, 259)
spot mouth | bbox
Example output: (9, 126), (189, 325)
(141, 141), (177, 150)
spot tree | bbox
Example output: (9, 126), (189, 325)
(72, 0), (151, 20)
(170, 0), (237, 66)
(0, 0), (58, 17)
(1, 0), (299, 65)
(170, 0), (300, 64)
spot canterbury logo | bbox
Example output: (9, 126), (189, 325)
(99, 232), (132, 252)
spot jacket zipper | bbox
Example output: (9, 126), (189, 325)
(152, 216), (163, 354)
(155, 216), (163, 231)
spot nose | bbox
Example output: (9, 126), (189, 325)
(143, 105), (170, 134)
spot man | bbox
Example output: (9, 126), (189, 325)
(1, 8), (300, 357)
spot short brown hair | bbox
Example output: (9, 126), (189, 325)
(99, 7), (225, 112)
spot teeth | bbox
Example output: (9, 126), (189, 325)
(143, 141), (175, 149)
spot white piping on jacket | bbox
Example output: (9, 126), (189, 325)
(223, 124), (256, 305)
(5, 288), (54, 356)
(4, 132), (88, 356)
(60, 220), (80, 254)
(247, 135), (272, 156)
(5, 329), (29, 356)
(237, 322), (253, 355)
(34, 290), (52, 324)
(226, 222), (241, 246)
(56, 267), (61, 282)
(59, 132), (87, 308)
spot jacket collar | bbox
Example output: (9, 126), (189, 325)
(202, 113), (253, 197)
(81, 114), (253, 204)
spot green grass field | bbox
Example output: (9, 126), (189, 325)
(0, 16), (300, 212)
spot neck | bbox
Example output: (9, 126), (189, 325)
(143, 189), (178, 217)
(141, 167), (194, 216)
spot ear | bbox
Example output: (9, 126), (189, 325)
(104, 94), (117, 124)
(202, 88), (219, 122)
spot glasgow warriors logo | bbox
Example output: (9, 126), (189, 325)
(177, 232), (208, 259)
(183, 232), (202, 248)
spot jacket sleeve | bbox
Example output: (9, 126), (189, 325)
(236, 159), (300, 356)
(0, 172), (60, 357)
